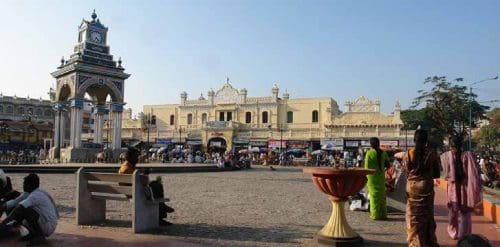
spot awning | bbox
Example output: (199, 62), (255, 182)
(186, 140), (202, 145)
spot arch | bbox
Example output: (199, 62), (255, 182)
(187, 113), (193, 125)
(312, 110), (319, 123)
(262, 111), (268, 124)
(56, 84), (72, 102)
(170, 115), (175, 125)
(18, 106), (25, 115)
(245, 112), (252, 123)
(27, 107), (34, 115)
(6, 105), (13, 114)
(77, 78), (123, 104)
(207, 137), (227, 153)
(44, 109), (52, 117)
(201, 113), (207, 124)
(35, 108), (43, 116)
(287, 111), (294, 123)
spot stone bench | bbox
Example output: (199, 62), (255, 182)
(76, 167), (167, 233)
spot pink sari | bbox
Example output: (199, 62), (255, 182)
(440, 151), (482, 239)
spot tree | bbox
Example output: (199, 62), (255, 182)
(474, 108), (500, 152)
(487, 107), (500, 128)
(401, 108), (445, 148)
(411, 76), (489, 148)
(475, 126), (500, 151)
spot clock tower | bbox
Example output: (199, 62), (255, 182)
(50, 10), (130, 162)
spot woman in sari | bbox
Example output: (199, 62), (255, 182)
(440, 136), (482, 240)
(403, 129), (440, 247)
(364, 137), (390, 220)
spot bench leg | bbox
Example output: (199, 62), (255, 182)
(133, 200), (159, 233)
(76, 168), (106, 225)
(133, 172), (159, 233)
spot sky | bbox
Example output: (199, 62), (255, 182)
(0, 0), (499, 116)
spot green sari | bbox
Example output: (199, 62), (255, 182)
(364, 149), (389, 220)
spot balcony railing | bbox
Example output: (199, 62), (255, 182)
(203, 121), (240, 129)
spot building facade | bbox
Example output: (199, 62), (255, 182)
(0, 94), (54, 123)
(143, 80), (405, 153)
(0, 94), (54, 150)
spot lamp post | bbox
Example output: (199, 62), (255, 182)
(178, 126), (185, 145)
(468, 76), (498, 151)
(279, 123), (286, 166)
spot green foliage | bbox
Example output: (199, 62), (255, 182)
(487, 108), (500, 128)
(401, 109), (445, 148)
(476, 125), (500, 150)
(411, 76), (489, 147)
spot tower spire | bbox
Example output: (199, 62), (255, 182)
(91, 9), (97, 21)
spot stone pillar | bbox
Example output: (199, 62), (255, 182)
(111, 103), (124, 150)
(69, 99), (84, 148)
(52, 103), (66, 159)
(93, 105), (107, 144)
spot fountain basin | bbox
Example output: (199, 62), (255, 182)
(304, 167), (376, 246)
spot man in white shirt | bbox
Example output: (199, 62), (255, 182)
(0, 173), (59, 245)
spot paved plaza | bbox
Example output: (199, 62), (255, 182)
(2, 166), (499, 246)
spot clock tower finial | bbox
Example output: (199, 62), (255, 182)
(91, 9), (97, 21)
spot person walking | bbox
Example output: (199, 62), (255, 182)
(440, 136), (482, 240)
(403, 129), (440, 246)
(364, 137), (390, 220)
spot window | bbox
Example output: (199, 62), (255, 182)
(201, 113), (207, 124)
(219, 112), (224, 121)
(44, 109), (51, 117)
(36, 109), (42, 116)
(170, 115), (175, 125)
(6, 106), (13, 114)
(312, 110), (319, 123)
(151, 115), (157, 126)
(18, 107), (24, 115)
(245, 112), (252, 123)
(0, 105), (3, 113)
(287, 111), (293, 123)
(187, 114), (193, 125)
(28, 108), (34, 114)
(262, 111), (268, 124)
(227, 112), (232, 121)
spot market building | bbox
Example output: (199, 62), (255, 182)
(143, 80), (407, 153)
(324, 96), (410, 154)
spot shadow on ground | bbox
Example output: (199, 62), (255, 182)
(155, 223), (308, 244)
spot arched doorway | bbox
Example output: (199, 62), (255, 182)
(208, 137), (227, 154)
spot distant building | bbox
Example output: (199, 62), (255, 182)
(142, 80), (404, 153)
(0, 94), (54, 150)
(0, 94), (54, 123)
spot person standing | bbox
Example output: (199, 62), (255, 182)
(440, 136), (482, 240)
(364, 137), (390, 220)
(403, 129), (440, 246)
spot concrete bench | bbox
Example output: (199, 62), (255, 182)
(76, 167), (166, 233)
(292, 158), (310, 166)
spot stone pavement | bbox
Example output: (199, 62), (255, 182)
(1, 166), (498, 246)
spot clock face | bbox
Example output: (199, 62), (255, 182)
(90, 31), (102, 43)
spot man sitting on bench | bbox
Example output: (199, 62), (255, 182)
(0, 173), (59, 245)
(119, 147), (175, 226)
